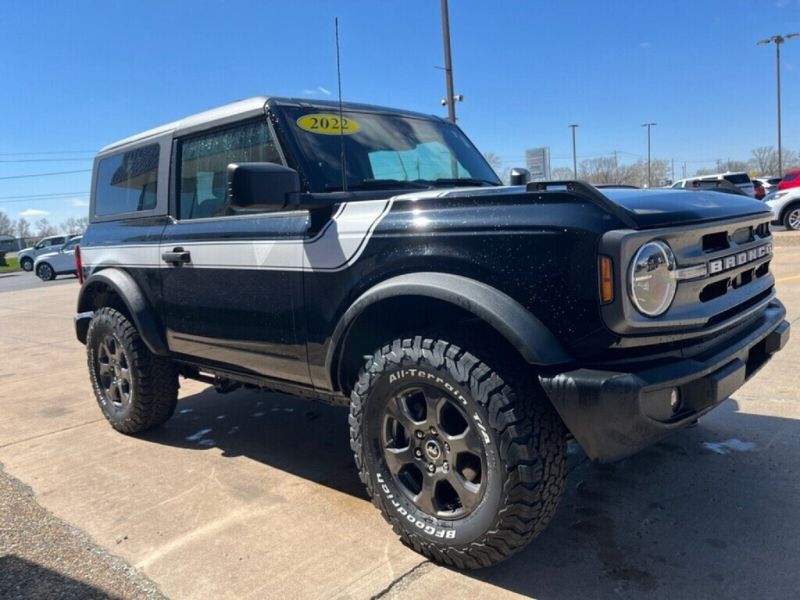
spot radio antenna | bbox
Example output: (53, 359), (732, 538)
(335, 17), (347, 192)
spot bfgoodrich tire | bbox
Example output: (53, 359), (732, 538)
(349, 335), (567, 569)
(86, 307), (178, 434)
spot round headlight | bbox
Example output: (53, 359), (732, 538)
(629, 241), (677, 317)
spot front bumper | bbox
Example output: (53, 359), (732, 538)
(539, 300), (789, 462)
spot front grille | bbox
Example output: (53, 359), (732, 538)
(601, 212), (776, 337)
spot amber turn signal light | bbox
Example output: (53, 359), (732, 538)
(599, 255), (614, 305)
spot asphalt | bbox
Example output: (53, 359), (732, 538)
(0, 270), (77, 293)
(0, 231), (798, 599)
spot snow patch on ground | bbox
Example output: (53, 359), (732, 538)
(703, 438), (756, 454)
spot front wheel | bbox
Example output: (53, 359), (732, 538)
(784, 205), (800, 231)
(350, 336), (567, 569)
(36, 262), (55, 281)
(20, 257), (33, 272)
(86, 307), (178, 433)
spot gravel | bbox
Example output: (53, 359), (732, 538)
(0, 464), (166, 600)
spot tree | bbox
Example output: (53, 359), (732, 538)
(483, 152), (503, 173)
(0, 211), (13, 236)
(16, 218), (31, 239)
(747, 146), (798, 176)
(551, 166), (575, 180)
(60, 217), (87, 235)
(35, 218), (56, 237)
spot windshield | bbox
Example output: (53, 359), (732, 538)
(274, 106), (501, 192)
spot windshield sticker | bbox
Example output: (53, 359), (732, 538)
(296, 113), (361, 135)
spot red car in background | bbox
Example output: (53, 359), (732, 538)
(778, 168), (800, 191)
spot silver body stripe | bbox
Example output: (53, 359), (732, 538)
(80, 199), (393, 273)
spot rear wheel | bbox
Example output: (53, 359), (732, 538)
(87, 307), (178, 433)
(784, 205), (800, 231)
(20, 257), (33, 272)
(350, 335), (567, 569)
(36, 262), (55, 281)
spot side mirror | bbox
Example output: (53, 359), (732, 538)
(509, 168), (531, 186)
(227, 162), (301, 212)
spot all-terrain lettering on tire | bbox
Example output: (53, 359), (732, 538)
(349, 335), (567, 569)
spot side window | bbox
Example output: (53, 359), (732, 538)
(178, 120), (281, 220)
(94, 144), (159, 217)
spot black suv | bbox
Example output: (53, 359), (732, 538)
(75, 97), (789, 569)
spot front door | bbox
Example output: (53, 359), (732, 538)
(159, 118), (311, 384)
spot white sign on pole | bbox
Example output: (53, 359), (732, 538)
(525, 147), (551, 181)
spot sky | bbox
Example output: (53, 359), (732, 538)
(1, 0), (799, 226)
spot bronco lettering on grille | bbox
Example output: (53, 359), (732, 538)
(708, 243), (772, 275)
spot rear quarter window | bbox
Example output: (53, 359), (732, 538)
(722, 173), (751, 185)
(94, 144), (159, 217)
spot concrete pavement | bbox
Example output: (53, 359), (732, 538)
(0, 234), (799, 599)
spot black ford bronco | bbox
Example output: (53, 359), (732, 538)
(75, 97), (790, 569)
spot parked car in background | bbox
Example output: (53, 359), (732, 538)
(672, 172), (755, 196)
(754, 177), (781, 194)
(17, 234), (70, 271)
(765, 187), (800, 230)
(672, 178), (749, 196)
(753, 180), (766, 200)
(777, 168), (800, 191)
(33, 236), (81, 280)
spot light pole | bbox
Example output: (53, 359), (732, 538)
(568, 124), (579, 178)
(642, 123), (656, 187)
(758, 33), (799, 177)
(439, 0), (461, 122)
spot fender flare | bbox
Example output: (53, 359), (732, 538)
(328, 272), (573, 387)
(75, 268), (169, 355)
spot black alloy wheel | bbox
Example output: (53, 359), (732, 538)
(96, 334), (132, 414)
(382, 383), (485, 519)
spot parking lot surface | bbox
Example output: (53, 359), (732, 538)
(0, 234), (799, 599)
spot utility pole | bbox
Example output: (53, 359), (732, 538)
(716, 158), (721, 171)
(682, 162), (687, 178)
(568, 124), (579, 178)
(641, 123), (656, 187)
(758, 33), (799, 177)
(440, 0), (458, 122)
(671, 158), (675, 182)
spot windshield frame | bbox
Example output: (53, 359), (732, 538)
(268, 101), (501, 193)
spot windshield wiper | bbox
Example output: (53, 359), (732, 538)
(428, 177), (500, 187)
(324, 179), (429, 192)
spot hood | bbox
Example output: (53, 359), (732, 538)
(599, 188), (770, 228)
(35, 250), (60, 261)
(394, 185), (770, 230)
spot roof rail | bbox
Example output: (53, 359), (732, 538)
(526, 179), (638, 228)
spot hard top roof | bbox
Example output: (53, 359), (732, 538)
(99, 96), (444, 154)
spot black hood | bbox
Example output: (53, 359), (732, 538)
(601, 188), (770, 228)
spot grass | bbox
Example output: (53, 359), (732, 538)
(0, 256), (20, 273)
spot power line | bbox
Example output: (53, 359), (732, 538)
(0, 157), (92, 163)
(0, 191), (89, 204)
(0, 150), (95, 156)
(0, 169), (91, 180)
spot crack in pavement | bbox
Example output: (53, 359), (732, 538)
(370, 560), (432, 599)
(0, 418), (105, 450)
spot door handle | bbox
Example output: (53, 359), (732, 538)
(161, 248), (191, 265)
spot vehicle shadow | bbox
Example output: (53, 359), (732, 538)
(0, 555), (125, 599)
(141, 386), (800, 599)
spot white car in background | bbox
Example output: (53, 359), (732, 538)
(765, 188), (800, 231)
(33, 236), (81, 280)
(672, 171), (756, 197)
(17, 234), (70, 271)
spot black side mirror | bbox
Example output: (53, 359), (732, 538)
(509, 168), (531, 186)
(227, 163), (301, 212)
